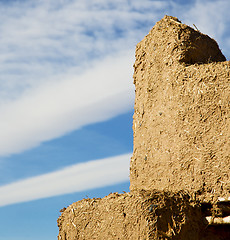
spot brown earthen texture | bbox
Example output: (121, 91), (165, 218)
(130, 16), (230, 202)
(58, 16), (230, 239)
(58, 191), (204, 240)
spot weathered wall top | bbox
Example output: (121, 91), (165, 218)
(130, 16), (230, 202)
(134, 15), (226, 69)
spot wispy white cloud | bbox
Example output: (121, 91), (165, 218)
(0, 0), (168, 156)
(0, 51), (134, 156)
(0, 153), (131, 207)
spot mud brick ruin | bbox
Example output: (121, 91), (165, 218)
(58, 16), (230, 240)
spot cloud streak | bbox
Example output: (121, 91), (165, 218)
(0, 51), (134, 156)
(0, 153), (131, 207)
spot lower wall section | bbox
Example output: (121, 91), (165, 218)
(58, 190), (207, 240)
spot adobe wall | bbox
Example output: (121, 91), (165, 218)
(58, 191), (204, 240)
(58, 16), (230, 240)
(130, 16), (230, 202)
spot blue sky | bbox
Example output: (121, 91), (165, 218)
(0, 0), (230, 239)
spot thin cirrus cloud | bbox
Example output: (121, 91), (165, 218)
(0, 153), (132, 207)
(0, 51), (134, 156)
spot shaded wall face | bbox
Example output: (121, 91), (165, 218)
(130, 16), (230, 201)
